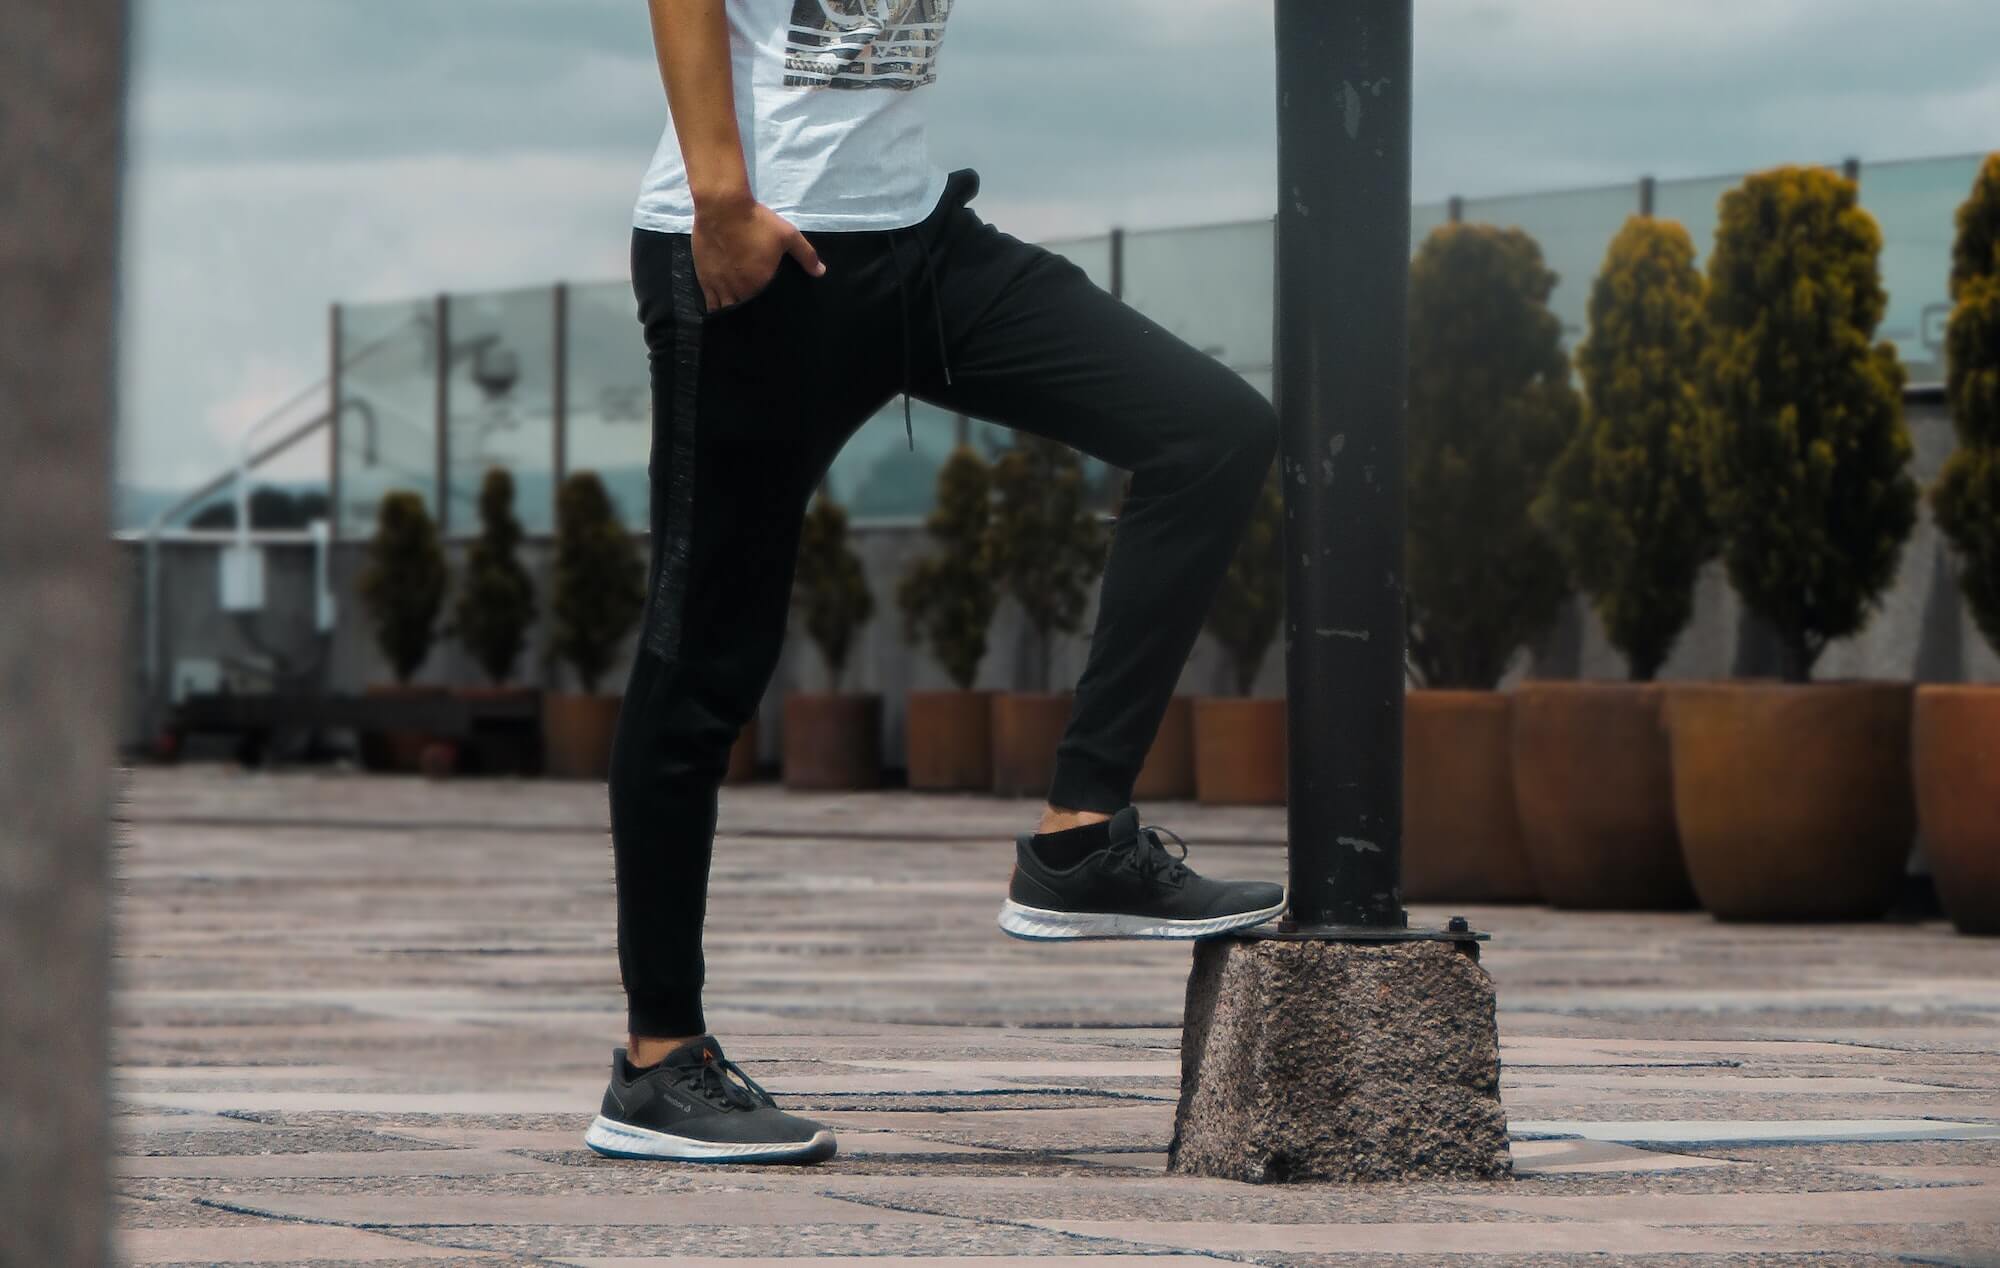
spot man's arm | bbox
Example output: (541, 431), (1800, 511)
(648, 0), (824, 310)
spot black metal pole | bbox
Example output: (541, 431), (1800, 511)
(1275, 0), (1413, 931)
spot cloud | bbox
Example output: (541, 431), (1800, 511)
(118, 0), (2000, 490)
(118, 147), (638, 487)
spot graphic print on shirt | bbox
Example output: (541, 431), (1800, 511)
(783, 0), (952, 91)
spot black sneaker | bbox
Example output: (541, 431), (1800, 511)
(998, 806), (1286, 940)
(584, 1037), (836, 1164)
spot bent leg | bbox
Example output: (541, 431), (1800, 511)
(921, 223), (1279, 811)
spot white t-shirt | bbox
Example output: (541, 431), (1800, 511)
(634, 0), (954, 233)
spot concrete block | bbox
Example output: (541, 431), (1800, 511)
(1168, 937), (1511, 1183)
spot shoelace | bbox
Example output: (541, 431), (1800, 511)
(683, 1049), (776, 1111)
(1111, 822), (1192, 885)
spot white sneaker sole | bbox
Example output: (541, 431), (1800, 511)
(584, 1115), (837, 1164)
(997, 897), (1287, 941)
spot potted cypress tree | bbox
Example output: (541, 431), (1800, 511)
(1193, 466), (1285, 805)
(1920, 152), (2000, 935)
(784, 492), (880, 789)
(356, 490), (448, 771)
(897, 446), (999, 790)
(451, 468), (540, 774)
(1516, 216), (1712, 910)
(1669, 165), (1920, 921)
(987, 437), (1107, 797)
(544, 472), (645, 779)
(1404, 222), (1577, 902)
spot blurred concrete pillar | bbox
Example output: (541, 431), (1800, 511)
(0, 1), (129, 1264)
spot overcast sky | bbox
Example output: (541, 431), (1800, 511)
(119, 0), (2000, 491)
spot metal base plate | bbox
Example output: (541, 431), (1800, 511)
(1237, 922), (1490, 944)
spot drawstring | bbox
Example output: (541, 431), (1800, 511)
(888, 225), (953, 450)
(918, 231), (952, 391)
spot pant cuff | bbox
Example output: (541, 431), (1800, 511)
(626, 998), (706, 1040)
(1047, 746), (1134, 813)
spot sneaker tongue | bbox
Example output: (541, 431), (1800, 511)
(1108, 806), (1142, 846)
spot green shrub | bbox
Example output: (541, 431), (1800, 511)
(1535, 216), (1717, 681)
(794, 492), (874, 690)
(897, 446), (998, 690)
(452, 468), (538, 685)
(1204, 466), (1284, 695)
(549, 472), (645, 693)
(358, 491), (447, 684)
(989, 437), (1108, 691)
(1699, 165), (1917, 681)
(1932, 153), (2000, 652)
(1407, 223), (1580, 688)
(1952, 153), (2000, 295)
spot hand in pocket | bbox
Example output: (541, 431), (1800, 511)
(691, 200), (826, 313)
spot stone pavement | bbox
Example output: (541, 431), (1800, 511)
(113, 768), (2000, 1266)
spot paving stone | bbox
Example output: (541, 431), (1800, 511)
(1060, 1152), (1172, 1170)
(837, 1132), (1016, 1158)
(1512, 1118), (2000, 1146)
(1439, 1182), (2000, 1225)
(552, 1248), (1232, 1256)
(1508, 1140), (1737, 1175)
(399, 1220), (1121, 1260)
(814, 1106), (1174, 1151)
(201, 1192), (954, 1227)
(1024, 1218), (1785, 1256)
(119, 1126), (447, 1158)
(117, 1149), (560, 1179)
(117, 1225), (503, 1263)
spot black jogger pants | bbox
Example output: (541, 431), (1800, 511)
(610, 168), (1277, 1037)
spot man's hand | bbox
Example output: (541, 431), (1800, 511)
(647, 0), (826, 313)
(691, 195), (827, 312)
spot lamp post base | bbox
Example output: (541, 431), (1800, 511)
(1168, 937), (1511, 1183)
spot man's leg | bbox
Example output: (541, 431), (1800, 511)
(593, 225), (904, 1162)
(609, 223), (904, 1049)
(919, 215), (1280, 818)
(910, 196), (1287, 939)
(608, 230), (822, 1058)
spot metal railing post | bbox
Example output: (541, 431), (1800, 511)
(553, 282), (569, 522)
(329, 303), (343, 542)
(434, 293), (451, 535)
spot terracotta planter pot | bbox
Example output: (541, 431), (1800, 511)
(1405, 691), (1538, 903)
(359, 683), (449, 773)
(725, 718), (759, 784)
(906, 690), (994, 791)
(782, 693), (882, 790)
(1193, 697), (1285, 806)
(1666, 681), (1914, 922)
(543, 692), (622, 780)
(1133, 696), (1197, 802)
(1913, 685), (2000, 935)
(1510, 682), (1695, 910)
(991, 692), (1072, 798)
